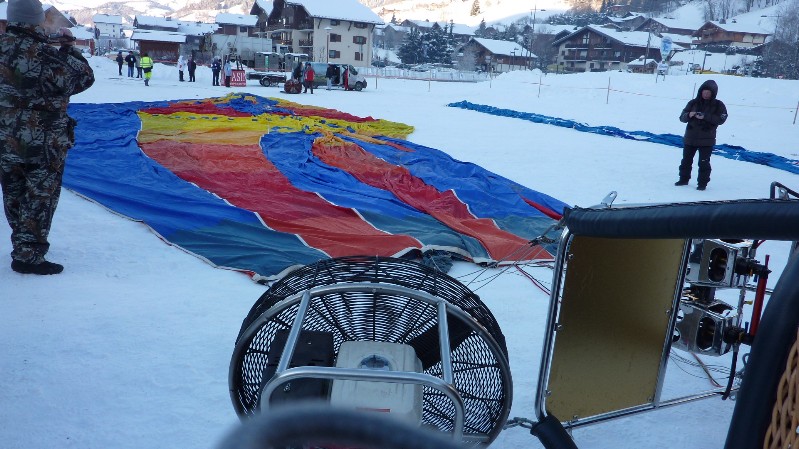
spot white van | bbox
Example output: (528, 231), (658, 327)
(306, 62), (367, 91)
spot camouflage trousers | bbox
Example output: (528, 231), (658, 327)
(1, 160), (65, 264)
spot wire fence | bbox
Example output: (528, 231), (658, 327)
(359, 68), (799, 124)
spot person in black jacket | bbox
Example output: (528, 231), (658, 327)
(675, 79), (727, 191)
(115, 51), (124, 75)
(124, 52), (135, 77)
(187, 56), (197, 82)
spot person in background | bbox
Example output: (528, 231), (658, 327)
(140, 52), (153, 86)
(177, 55), (186, 82)
(342, 66), (350, 91)
(675, 79), (728, 191)
(325, 64), (335, 90)
(223, 58), (232, 88)
(115, 50), (124, 76)
(303, 62), (315, 94)
(135, 52), (142, 78)
(0, 0), (95, 275)
(211, 56), (221, 86)
(125, 51), (136, 78)
(187, 56), (197, 82)
(292, 61), (302, 81)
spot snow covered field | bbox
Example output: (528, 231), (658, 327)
(1, 56), (798, 448)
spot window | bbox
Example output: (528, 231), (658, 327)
(355, 51), (363, 61)
(330, 20), (340, 26)
(582, 33), (590, 45)
(353, 36), (366, 45)
(239, 26), (247, 33)
(330, 34), (341, 42)
(329, 50), (340, 59)
(354, 22), (367, 29)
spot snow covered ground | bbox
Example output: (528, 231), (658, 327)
(1, 56), (798, 449)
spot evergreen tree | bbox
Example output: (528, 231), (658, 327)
(424, 26), (451, 64)
(398, 29), (424, 64)
(475, 18), (487, 37)
(470, 0), (481, 16)
(390, 13), (397, 25)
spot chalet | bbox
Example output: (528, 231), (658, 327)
(606, 13), (648, 31)
(626, 55), (659, 73)
(694, 20), (770, 48)
(130, 29), (185, 61)
(383, 19), (474, 50)
(552, 25), (661, 73)
(458, 37), (535, 73)
(251, 0), (383, 67)
(634, 17), (704, 36)
(375, 22), (409, 50)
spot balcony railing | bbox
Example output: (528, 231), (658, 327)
(298, 39), (313, 47)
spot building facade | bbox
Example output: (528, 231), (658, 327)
(250, 0), (383, 67)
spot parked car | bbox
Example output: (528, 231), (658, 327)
(305, 62), (367, 91)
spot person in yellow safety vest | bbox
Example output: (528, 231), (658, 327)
(139, 52), (154, 86)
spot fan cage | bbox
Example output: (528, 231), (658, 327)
(229, 256), (511, 444)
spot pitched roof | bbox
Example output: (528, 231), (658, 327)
(471, 37), (535, 58)
(285, 0), (383, 25)
(130, 29), (186, 43)
(135, 15), (180, 30)
(701, 20), (771, 35)
(554, 25), (661, 49)
(215, 13), (257, 27)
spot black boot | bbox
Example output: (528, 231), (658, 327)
(12, 260), (64, 275)
(674, 179), (689, 186)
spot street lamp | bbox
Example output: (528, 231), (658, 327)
(511, 50), (516, 71)
(325, 26), (332, 63)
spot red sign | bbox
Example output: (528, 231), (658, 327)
(231, 69), (247, 87)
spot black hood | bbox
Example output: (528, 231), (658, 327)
(696, 79), (718, 100)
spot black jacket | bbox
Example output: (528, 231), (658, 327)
(325, 64), (335, 78)
(680, 79), (728, 147)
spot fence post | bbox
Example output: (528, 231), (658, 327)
(794, 99), (798, 125)
(606, 77), (611, 104)
(538, 73), (542, 98)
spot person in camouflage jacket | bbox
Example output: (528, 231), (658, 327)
(0, 0), (95, 275)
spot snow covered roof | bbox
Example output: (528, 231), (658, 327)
(659, 32), (693, 48)
(93, 14), (123, 25)
(0, 3), (6, 21)
(627, 56), (658, 66)
(536, 24), (582, 36)
(176, 21), (218, 35)
(69, 26), (95, 40)
(381, 23), (409, 33)
(471, 37), (535, 58)
(285, 0), (383, 25)
(555, 25), (661, 49)
(130, 29), (186, 43)
(135, 16), (180, 30)
(641, 16), (705, 31)
(702, 20), (771, 35)
(215, 13), (257, 27)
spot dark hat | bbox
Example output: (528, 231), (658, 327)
(7, 0), (45, 26)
